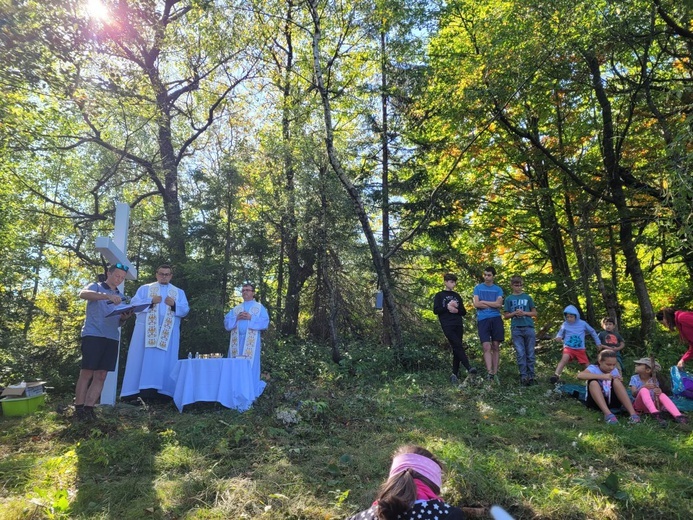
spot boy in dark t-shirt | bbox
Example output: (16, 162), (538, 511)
(433, 273), (476, 384)
(597, 316), (625, 371)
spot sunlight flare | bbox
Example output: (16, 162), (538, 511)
(85, 0), (109, 21)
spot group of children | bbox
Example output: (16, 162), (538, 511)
(551, 306), (687, 424)
(434, 273), (689, 426)
(550, 307), (623, 383)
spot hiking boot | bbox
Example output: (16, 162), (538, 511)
(78, 407), (97, 422)
(468, 367), (478, 375)
(674, 415), (688, 424)
(521, 378), (530, 387)
(450, 373), (459, 385)
(529, 378), (538, 386)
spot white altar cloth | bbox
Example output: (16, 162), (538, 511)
(171, 358), (263, 412)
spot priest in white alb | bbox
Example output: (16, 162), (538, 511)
(224, 283), (270, 400)
(121, 264), (190, 399)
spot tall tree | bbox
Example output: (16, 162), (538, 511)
(420, 0), (691, 338)
(307, 0), (405, 353)
(255, 0), (317, 335)
(4, 0), (259, 271)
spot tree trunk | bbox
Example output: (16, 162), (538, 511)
(222, 181), (233, 308)
(277, 0), (316, 335)
(275, 231), (285, 330)
(584, 51), (654, 339)
(309, 0), (403, 355)
(523, 116), (579, 306)
(380, 28), (393, 347)
(563, 193), (590, 321)
(588, 221), (621, 324)
(309, 163), (341, 361)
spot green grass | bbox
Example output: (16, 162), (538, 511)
(1, 340), (692, 519)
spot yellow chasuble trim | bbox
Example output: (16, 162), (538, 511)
(145, 283), (179, 351)
(228, 302), (262, 361)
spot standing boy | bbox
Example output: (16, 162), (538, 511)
(503, 275), (538, 386)
(473, 266), (504, 382)
(75, 264), (132, 420)
(597, 317), (625, 371)
(550, 305), (601, 383)
(433, 273), (476, 384)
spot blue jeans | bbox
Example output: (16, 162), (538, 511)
(511, 326), (536, 379)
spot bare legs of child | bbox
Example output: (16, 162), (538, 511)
(587, 379), (640, 424)
(550, 354), (587, 384)
(483, 341), (500, 381)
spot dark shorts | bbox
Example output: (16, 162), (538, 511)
(477, 316), (504, 344)
(81, 336), (119, 371)
(585, 382), (618, 410)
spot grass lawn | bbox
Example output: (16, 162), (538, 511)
(1, 339), (691, 519)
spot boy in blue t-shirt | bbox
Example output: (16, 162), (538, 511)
(473, 266), (504, 381)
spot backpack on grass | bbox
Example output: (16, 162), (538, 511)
(670, 366), (693, 399)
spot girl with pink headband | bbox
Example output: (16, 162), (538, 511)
(346, 445), (465, 520)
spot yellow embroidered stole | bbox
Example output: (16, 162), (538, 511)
(145, 283), (178, 351)
(228, 302), (261, 361)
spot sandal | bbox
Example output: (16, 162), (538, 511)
(629, 414), (641, 424)
(604, 413), (618, 424)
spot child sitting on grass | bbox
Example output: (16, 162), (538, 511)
(629, 357), (688, 426)
(346, 445), (465, 520)
(577, 350), (640, 425)
(550, 305), (602, 384)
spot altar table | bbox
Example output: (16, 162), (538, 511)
(171, 358), (262, 412)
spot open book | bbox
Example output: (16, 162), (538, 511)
(105, 302), (151, 318)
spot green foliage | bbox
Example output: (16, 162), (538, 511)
(573, 471), (630, 502)
(2, 4), (693, 517)
(3, 4), (693, 518)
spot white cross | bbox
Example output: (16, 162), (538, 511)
(94, 202), (137, 405)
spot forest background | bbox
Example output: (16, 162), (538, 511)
(2, 0), (693, 392)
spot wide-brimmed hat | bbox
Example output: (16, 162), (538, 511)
(634, 358), (662, 371)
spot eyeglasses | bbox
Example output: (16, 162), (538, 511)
(113, 263), (129, 272)
(157, 272), (172, 277)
